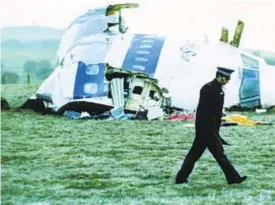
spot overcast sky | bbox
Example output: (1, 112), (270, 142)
(1, 0), (275, 52)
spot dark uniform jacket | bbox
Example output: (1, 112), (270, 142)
(195, 79), (225, 142)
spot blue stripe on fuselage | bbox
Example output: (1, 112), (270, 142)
(73, 62), (107, 99)
(122, 34), (165, 77)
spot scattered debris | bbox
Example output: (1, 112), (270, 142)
(166, 112), (195, 121)
(222, 114), (272, 126)
(255, 108), (267, 113)
(147, 106), (164, 121)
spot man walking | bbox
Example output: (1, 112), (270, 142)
(175, 67), (247, 185)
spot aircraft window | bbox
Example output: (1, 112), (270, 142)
(133, 86), (143, 94)
(136, 50), (150, 55)
(149, 90), (155, 99)
(141, 39), (154, 44)
(124, 81), (130, 89)
(124, 81), (130, 97)
(135, 57), (148, 62)
(132, 65), (146, 71)
(243, 70), (258, 79)
(84, 83), (98, 94)
(86, 64), (100, 75)
(139, 44), (152, 49)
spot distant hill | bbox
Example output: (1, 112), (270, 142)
(1, 26), (62, 50)
(1, 26), (64, 41)
(1, 26), (63, 83)
(1, 39), (61, 49)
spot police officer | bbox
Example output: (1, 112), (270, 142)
(175, 67), (247, 185)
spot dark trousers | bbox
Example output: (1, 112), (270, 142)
(176, 136), (241, 183)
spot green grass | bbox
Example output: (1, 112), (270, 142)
(1, 85), (275, 205)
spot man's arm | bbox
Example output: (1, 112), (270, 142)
(199, 85), (210, 109)
(197, 84), (214, 121)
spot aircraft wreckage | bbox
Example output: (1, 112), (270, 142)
(21, 3), (275, 120)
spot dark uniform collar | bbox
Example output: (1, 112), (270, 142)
(212, 78), (223, 88)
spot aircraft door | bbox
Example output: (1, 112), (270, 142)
(239, 54), (261, 107)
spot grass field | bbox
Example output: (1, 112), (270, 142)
(1, 85), (275, 205)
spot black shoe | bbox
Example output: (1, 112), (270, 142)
(175, 170), (188, 184)
(228, 176), (247, 185)
(175, 178), (188, 184)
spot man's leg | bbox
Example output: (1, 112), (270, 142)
(175, 137), (206, 183)
(207, 138), (246, 184)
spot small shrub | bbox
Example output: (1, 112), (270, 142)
(1, 71), (20, 84)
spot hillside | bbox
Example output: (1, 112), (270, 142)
(1, 26), (63, 41)
(1, 26), (63, 83)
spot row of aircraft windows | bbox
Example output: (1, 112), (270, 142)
(83, 37), (156, 74)
(131, 38), (155, 71)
